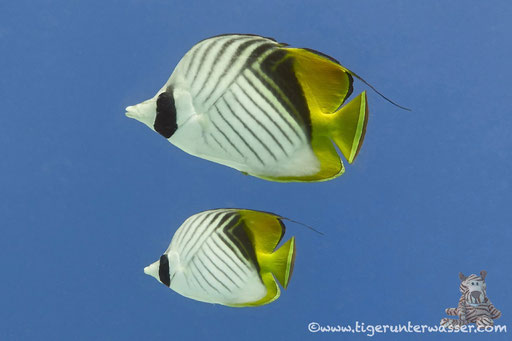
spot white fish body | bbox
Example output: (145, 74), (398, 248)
(127, 34), (368, 182)
(144, 209), (296, 307)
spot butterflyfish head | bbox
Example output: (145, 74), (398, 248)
(126, 87), (178, 139)
(144, 254), (172, 287)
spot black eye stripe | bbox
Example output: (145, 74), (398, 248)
(159, 254), (171, 287)
(154, 90), (178, 138)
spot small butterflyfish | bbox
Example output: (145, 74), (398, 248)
(144, 208), (297, 307)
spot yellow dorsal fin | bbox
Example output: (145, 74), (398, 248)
(284, 47), (353, 114)
(239, 210), (285, 253)
(238, 210), (296, 289)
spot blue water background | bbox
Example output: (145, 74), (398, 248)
(1, 1), (511, 340)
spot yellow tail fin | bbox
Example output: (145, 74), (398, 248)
(266, 237), (296, 289)
(285, 47), (368, 164)
(328, 91), (368, 163)
(238, 210), (296, 289)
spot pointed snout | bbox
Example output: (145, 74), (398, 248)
(125, 105), (138, 119)
(144, 260), (159, 278)
(124, 98), (158, 128)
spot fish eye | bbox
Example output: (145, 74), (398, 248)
(154, 91), (178, 138)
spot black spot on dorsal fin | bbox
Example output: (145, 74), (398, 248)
(154, 90), (177, 138)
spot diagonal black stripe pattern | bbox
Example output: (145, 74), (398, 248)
(188, 260), (210, 293)
(241, 72), (303, 141)
(210, 119), (245, 158)
(179, 212), (214, 257)
(214, 104), (265, 165)
(181, 211), (227, 261)
(196, 252), (232, 293)
(196, 36), (249, 98)
(208, 133), (229, 154)
(203, 240), (243, 288)
(174, 213), (202, 249)
(204, 40), (275, 106)
(226, 92), (277, 161)
(230, 86), (288, 156)
(251, 49), (312, 138)
(217, 233), (252, 276)
(190, 37), (224, 85)
(222, 216), (260, 273)
(208, 237), (246, 283)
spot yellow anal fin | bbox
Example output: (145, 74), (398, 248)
(284, 47), (353, 114)
(228, 237), (293, 307)
(239, 210), (285, 253)
(255, 97), (365, 181)
(255, 135), (344, 182)
(227, 273), (280, 307)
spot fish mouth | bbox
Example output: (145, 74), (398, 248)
(124, 99), (157, 127)
(144, 260), (159, 277)
(125, 105), (138, 119)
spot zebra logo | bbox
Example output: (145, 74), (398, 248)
(441, 270), (502, 328)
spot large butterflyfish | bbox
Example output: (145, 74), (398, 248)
(127, 34), (406, 181)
